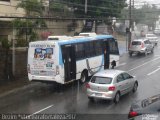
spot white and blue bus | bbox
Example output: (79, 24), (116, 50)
(27, 35), (119, 84)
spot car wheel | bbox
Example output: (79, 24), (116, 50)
(88, 97), (94, 102)
(144, 50), (147, 56)
(114, 92), (120, 104)
(133, 82), (138, 93)
(80, 72), (87, 83)
(151, 48), (154, 53)
(129, 52), (132, 57)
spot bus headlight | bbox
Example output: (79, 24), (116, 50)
(56, 65), (60, 75)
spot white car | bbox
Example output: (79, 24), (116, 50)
(145, 34), (158, 46)
(129, 38), (154, 56)
(154, 29), (160, 35)
(86, 69), (138, 103)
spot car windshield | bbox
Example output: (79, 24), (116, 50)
(132, 41), (141, 45)
(90, 76), (112, 84)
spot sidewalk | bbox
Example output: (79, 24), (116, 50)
(0, 77), (30, 96)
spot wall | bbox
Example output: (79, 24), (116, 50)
(0, 0), (25, 19)
(0, 48), (27, 81)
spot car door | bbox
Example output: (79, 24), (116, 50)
(122, 72), (135, 92)
(116, 74), (128, 95)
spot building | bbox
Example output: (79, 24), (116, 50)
(0, 0), (25, 41)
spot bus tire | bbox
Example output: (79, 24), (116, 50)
(80, 71), (88, 84)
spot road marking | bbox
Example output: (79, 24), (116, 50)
(118, 62), (126, 66)
(26, 105), (54, 118)
(128, 57), (160, 72)
(147, 68), (160, 76)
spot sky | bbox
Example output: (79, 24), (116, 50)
(127, 0), (160, 4)
(126, 0), (160, 8)
(136, 0), (160, 4)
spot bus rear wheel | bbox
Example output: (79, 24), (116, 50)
(80, 71), (88, 84)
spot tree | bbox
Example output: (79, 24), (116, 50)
(60, 0), (127, 18)
(121, 3), (160, 29)
(14, 0), (47, 45)
(16, 0), (44, 16)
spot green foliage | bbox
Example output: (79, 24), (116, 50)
(49, 2), (65, 12)
(121, 4), (160, 28)
(16, 0), (44, 16)
(13, 0), (47, 46)
(12, 18), (44, 45)
(29, 31), (39, 42)
(16, 39), (27, 47)
(0, 39), (11, 49)
(61, 0), (127, 18)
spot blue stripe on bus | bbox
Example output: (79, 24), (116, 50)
(59, 47), (63, 65)
(57, 35), (114, 45)
(58, 35), (114, 65)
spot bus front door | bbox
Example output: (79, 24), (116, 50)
(61, 45), (76, 82)
(103, 41), (110, 69)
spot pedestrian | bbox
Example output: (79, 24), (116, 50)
(111, 60), (116, 69)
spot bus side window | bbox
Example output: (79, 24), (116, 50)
(109, 38), (119, 55)
(85, 41), (97, 58)
(75, 43), (85, 60)
(94, 41), (103, 56)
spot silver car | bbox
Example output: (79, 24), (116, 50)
(86, 70), (138, 103)
(145, 33), (158, 46)
(129, 38), (154, 56)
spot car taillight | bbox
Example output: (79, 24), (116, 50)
(141, 42), (144, 48)
(128, 111), (138, 118)
(108, 86), (116, 91)
(86, 83), (90, 89)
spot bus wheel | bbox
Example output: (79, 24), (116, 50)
(80, 71), (87, 84)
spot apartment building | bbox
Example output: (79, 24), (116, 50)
(0, 0), (25, 40)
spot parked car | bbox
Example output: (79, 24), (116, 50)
(128, 94), (160, 119)
(145, 33), (158, 46)
(129, 38), (154, 57)
(153, 29), (160, 35)
(86, 69), (138, 103)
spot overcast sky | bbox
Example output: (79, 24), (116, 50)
(126, 0), (160, 8)
(128, 0), (160, 4)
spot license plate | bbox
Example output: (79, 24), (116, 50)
(95, 93), (102, 96)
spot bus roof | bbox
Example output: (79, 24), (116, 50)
(58, 35), (114, 45)
(47, 35), (72, 41)
(79, 32), (97, 37)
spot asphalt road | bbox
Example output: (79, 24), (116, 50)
(0, 40), (160, 120)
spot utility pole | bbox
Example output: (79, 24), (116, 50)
(85, 0), (87, 14)
(128, 0), (132, 49)
(12, 23), (16, 78)
(132, 0), (134, 31)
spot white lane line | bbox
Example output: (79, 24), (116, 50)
(128, 57), (160, 72)
(147, 68), (160, 76)
(26, 105), (54, 118)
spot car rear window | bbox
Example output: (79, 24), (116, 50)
(146, 34), (156, 37)
(132, 41), (141, 45)
(90, 76), (112, 84)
